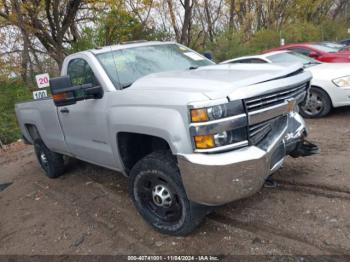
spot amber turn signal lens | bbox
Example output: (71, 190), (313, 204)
(194, 135), (215, 149)
(191, 108), (208, 122)
(52, 92), (67, 102)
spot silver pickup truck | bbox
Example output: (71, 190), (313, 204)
(15, 41), (318, 235)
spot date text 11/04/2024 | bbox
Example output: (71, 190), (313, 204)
(127, 255), (220, 261)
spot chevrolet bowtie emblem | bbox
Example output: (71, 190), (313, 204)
(287, 99), (296, 112)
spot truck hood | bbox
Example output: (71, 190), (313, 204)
(130, 63), (304, 100)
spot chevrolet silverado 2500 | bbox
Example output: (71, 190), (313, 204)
(15, 41), (318, 235)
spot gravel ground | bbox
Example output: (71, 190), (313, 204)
(1, 108), (350, 256)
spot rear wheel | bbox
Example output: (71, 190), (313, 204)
(33, 138), (64, 178)
(300, 87), (332, 118)
(128, 151), (208, 236)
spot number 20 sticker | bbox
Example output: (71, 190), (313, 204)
(35, 73), (50, 89)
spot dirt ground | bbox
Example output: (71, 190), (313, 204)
(1, 108), (350, 257)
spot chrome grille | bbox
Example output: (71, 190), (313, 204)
(245, 82), (309, 112)
(249, 120), (272, 145)
(248, 116), (287, 146)
(245, 82), (309, 145)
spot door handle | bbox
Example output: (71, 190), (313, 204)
(60, 108), (69, 114)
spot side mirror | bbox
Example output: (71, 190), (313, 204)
(308, 52), (319, 58)
(49, 76), (103, 107)
(85, 85), (103, 99)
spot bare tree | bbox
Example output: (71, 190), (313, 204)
(165, 0), (196, 45)
(166, 0), (181, 41)
(332, 0), (350, 22)
(125, 0), (154, 27)
(0, 0), (84, 69)
(201, 0), (223, 42)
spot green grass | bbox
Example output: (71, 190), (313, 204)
(0, 80), (32, 145)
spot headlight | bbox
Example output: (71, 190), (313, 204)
(189, 100), (248, 152)
(208, 105), (226, 119)
(193, 128), (247, 150)
(190, 100), (245, 122)
(214, 131), (231, 146)
(213, 128), (247, 147)
(333, 76), (350, 88)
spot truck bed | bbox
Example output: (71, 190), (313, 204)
(15, 98), (69, 155)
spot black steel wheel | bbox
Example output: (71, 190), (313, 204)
(136, 173), (183, 223)
(128, 151), (208, 236)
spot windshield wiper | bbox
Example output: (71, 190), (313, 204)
(188, 66), (198, 70)
(121, 82), (133, 89)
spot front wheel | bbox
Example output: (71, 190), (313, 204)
(128, 151), (208, 236)
(300, 87), (332, 118)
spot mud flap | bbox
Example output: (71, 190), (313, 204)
(289, 139), (320, 158)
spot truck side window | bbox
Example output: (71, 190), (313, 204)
(67, 58), (99, 86)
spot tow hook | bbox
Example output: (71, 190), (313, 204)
(289, 139), (320, 158)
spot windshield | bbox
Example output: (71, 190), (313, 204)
(96, 43), (214, 89)
(267, 52), (320, 66)
(309, 44), (340, 53)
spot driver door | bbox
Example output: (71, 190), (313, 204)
(58, 57), (116, 169)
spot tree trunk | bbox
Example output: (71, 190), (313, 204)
(20, 30), (30, 84)
(204, 0), (214, 42)
(166, 0), (180, 42)
(228, 0), (235, 33)
(180, 0), (193, 45)
(11, 0), (31, 84)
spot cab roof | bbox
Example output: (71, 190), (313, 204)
(89, 41), (176, 55)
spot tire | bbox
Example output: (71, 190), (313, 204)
(300, 87), (332, 118)
(33, 138), (64, 178)
(128, 151), (208, 236)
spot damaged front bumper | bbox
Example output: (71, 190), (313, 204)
(178, 112), (319, 206)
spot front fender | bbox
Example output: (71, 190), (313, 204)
(107, 106), (193, 156)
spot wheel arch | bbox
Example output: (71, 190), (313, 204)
(24, 124), (41, 144)
(116, 132), (173, 175)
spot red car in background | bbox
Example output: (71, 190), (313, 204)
(263, 42), (350, 63)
